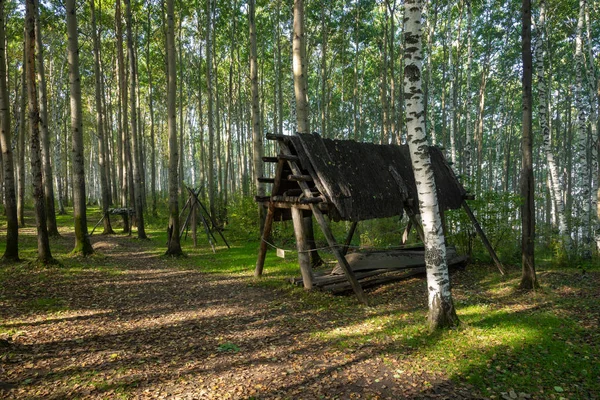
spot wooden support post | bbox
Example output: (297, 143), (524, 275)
(255, 202), (275, 277)
(462, 201), (506, 275)
(342, 221), (358, 256)
(291, 206), (314, 289)
(401, 220), (412, 245)
(89, 214), (105, 236)
(192, 202), (198, 247)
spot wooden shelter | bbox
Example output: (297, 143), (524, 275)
(254, 133), (503, 305)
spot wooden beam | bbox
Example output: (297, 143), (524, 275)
(342, 221), (358, 256)
(266, 133), (286, 141)
(271, 195), (324, 204)
(255, 202), (275, 277)
(287, 174), (313, 182)
(462, 201), (505, 275)
(291, 206), (314, 289)
(262, 156), (278, 163)
(257, 201), (329, 211)
(257, 177), (275, 183)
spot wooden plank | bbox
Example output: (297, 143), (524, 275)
(324, 257), (468, 294)
(325, 268), (426, 294)
(271, 195), (324, 204)
(257, 201), (329, 211)
(266, 133), (286, 141)
(262, 156), (278, 163)
(462, 201), (506, 275)
(258, 177), (275, 183)
(331, 247), (461, 274)
(291, 206), (314, 289)
(287, 174), (313, 182)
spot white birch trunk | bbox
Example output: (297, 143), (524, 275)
(403, 0), (457, 330)
(464, 0), (473, 180)
(583, 1), (599, 252)
(575, 0), (590, 249)
(535, 0), (568, 243)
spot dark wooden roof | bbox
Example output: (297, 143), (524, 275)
(280, 133), (467, 222)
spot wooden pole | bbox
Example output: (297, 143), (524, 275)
(192, 201), (198, 247)
(292, 206), (314, 289)
(255, 202), (275, 277)
(462, 201), (506, 275)
(401, 220), (412, 244)
(342, 221), (358, 256)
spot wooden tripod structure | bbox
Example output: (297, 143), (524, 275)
(254, 134), (504, 305)
(180, 186), (230, 252)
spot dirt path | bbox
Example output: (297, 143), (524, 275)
(1, 234), (483, 399)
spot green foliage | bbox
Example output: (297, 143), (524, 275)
(447, 191), (521, 265)
(217, 342), (240, 353)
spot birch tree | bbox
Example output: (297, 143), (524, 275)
(574, 0), (590, 249)
(403, 0), (458, 330)
(535, 0), (567, 248)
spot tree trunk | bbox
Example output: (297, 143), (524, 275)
(165, 0), (182, 255)
(147, 7), (157, 217)
(353, 0), (360, 141)
(206, 0), (216, 219)
(91, 0), (114, 235)
(381, 6), (389, 144)
(386, 0), (396, 144)
(125, 0), (146, 239)
(0, 0), (19, 261)
(403, 0), (458, 330)
(34, 0), (59, 236)
(320, 4), (327, 137)
(292, 0), (321, 267)
(574, 0), (590, 250)
(535, 0), (567, 247)
(17, 43), (26, 228)
(464, 0), (473, 180)
(116, 0), (129, 232)
(519, 0), (536, 289)
(293, 0), (309, 134)
(27, 0), (54, 262)
(249, 0), (264, 233)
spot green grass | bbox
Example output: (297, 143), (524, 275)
(1, 204), (599, 399)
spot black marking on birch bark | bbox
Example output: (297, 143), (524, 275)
(425, 246), (444, 266)
(405, 65), (420, 82)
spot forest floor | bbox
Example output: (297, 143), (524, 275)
(1, 213), (599, 399)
